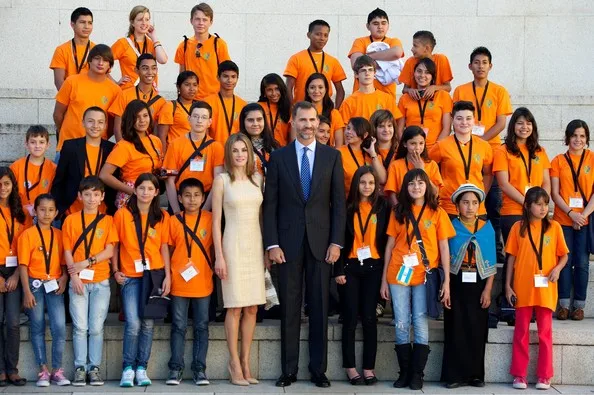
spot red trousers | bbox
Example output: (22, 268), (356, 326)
(510, 306), (553, 379)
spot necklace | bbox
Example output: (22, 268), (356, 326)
(458, 216), (478, 226)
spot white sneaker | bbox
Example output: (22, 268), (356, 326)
(536, 378), (551, 390)
(135, 367), (152, 386)
(119, 366), (135, 387)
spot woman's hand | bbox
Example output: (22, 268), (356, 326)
(380, 280), (390, 301)
(161, 275), (171, 297)
(5, 273), (19, 292)
(215, 257), (228, 280)
(480, 288), (492, 309)
(71, 276), (84, 296)
(408, 151), (425, 169)
(362, 137), (378, 157)
(440, 281), (451, 309)
(335, 275), (346, 285)
(505, 285), (517, 307)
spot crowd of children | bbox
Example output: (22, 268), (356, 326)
(0, 2), (589, 391)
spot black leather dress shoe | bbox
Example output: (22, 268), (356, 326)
(311, 373), (331, 388)
(470, 378), (485, 387)
(276, 373), (297, 387)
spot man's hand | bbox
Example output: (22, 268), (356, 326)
(325, 244), (340, 264)
(268, 247), (286, 264)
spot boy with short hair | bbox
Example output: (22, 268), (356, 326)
(163, 101), (224, 213)
(62, 176), (119, 386)
(340, 55), (402, 123)
(204, 61), (247, 146)
(348, 8), (404, 98)
(175, 3), (231, 100)
(109, 53), (167, 141)
(399, 30), (453, 100)
(50, 7), (95, 91)
(166, 178), (213, 386)
(284, 20), (346, 106)
(10, 126), (57, 227)
(53, 44), (120, 154)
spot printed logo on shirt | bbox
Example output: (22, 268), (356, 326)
(533, 156), (541, 164)
(199, 228), (207, 239)
(376, 104), (383, 110)
(42, 179), (49, 189)
(473, 153), (482, 163)
(584, 165), (591, 174)
(203, 52), (211, 61)
(233, 112), (240, 121)
(323, 64), (330, 73)
(101, 96), (108, 105)
(148, 227), (157, 238)
(428, 102), (435, 109)
(423, 219), (433, 230)
(371, 214), (377, 224)
(486, 99), (493, 108)
(544, 235), (551, 247)
(95, 228), (104, 239)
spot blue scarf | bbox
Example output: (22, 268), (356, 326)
(449, 218), (497, 279)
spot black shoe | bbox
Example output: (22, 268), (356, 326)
(7, 374), (26, 386)
(409, 344), (430, 390)
(445, 382), (460, 389)
(345, 373), (364, 386)
(310, 373), (331, 388)
(364, 375), (378, 385)
(393, 343), (412, 388)
(470, 378), (485, 387)
(215, 310), (227, 322)
(275, 373), (296, 387)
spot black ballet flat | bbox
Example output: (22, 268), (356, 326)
(346, 374), (364, 386)
(470, 378), (485, 387)
(364, 375), (378, 385)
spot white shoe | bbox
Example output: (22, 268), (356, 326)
(119, 367), (135, 387)
(135, 367), (152, 386)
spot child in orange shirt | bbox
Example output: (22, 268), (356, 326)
(258, 74), (292, 146)
(157, 71), (198, 149)
(62, 176), (118, 385)
(505, 187), (568, 390)
(380, 168), (454, 390)
(284, 20), (346, 106)
(550, 120), (594, 320)
(397, 58), (453, 149)
(304, 73), (345, 146)
(49, 7), (95, 91)
(174, 3), (231, 100)
(112, 173), (170, 387)
(400, 31), (453, 100)
(166, 178), (213, 385)
(18, 194), (69, 386)
(239, 103), (280, 178)
(0, 167), (26, 386)
(315, 115), (331, 145)
(371, 110), (398, 170)
(10, 126), (57, 227)
(111, 5), (167, 90)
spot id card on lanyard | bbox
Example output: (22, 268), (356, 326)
(35, 224), (57, 293)
(527, 223), (548, 288)
(133, 214), (152, 273)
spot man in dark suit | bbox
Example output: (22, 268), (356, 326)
(264, 101), (346, 388)
(52, 106), (116, 218)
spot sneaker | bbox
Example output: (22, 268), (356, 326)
(135, 367), (152, 386)
(119, 366), (135, 387)
(512, 376), (528, 389)
(536, 378), (551, 390)
(72, 366), (86, 386)
(88, 366), (104, 386)
(166, 370), (182, 385)
(51, 368), (71, 386)
(193, 370), (210, 386)
(36, 369), (50, 387)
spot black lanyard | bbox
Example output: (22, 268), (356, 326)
(79, 212), (100, 259)
(24, 155), (45, 201)
(405, 202), (427, 249)
(136, 85), (154, 102)
(465, 218), (480, 267)
(356, 206), (374, 244)
(144, 136), (161, 171)
(527, 222), (545, 272)
(518, 150), (532, 184)
(347, 145), (365, 168)
(0, 208), (14, 248)
(189, 133), (208, 157)
(84, 145), (103, 176)
(472, 81), (490, 122)
(218, 93), (236, 136)
(307, 49), (325, 73)
(133, 213), (151, 265)
(71, 39), (90, 74)
(383, 147), (395, 169)
(133, 36), (147, 56)
(564, 151), (586, 194)
(416, 99), (429, 125)
(176, 99), (193, 116)
(182, 211), (202, 260)
(454, 135), (473, 182)
(35, 224), (54, 277)
(266, 101), (280, 132)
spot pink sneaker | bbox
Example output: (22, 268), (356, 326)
(51, 368), (71, 386)
(536, 378), (551, 390)
(512, 376), (527, 389)
(36, 369), (50, 387)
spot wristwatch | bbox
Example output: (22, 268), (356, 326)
(88, 256), (97, 266)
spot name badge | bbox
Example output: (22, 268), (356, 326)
(43, 279), (59, 293)
(79, 269), (95, 281)
(534, 274), (549, 288)
(181, 262), (199, 282)
(462, 271), (477, 283)
(134, 259), (150, 273)
(524, 185), (533, 195)
(472, 125), (485, 136)
(397, 265), (413, 285)
(421, 127), (429, 136)
(190, 159), (205, 172)
(569, 197), (584, 208)
(403, 253), (419, 267)
(357, 246), (372, 264)
(5, 256), (17, 268)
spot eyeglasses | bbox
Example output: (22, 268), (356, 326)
(195, 43), (203, 58)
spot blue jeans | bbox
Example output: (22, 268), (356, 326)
(389, 283), (429, 345)
(168, 295), (211, 373)
(53, 151), (60, 164)
(69, 279), (111, 369)
(25, 279), (66, 367)
(121, 277), (154, 370)
(559, 225), (589, 309)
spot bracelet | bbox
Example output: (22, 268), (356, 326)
(154, 44), (162, 48)
(88, 256), (97, 266)
(153, 40), (161, 45)
(567, 209), (573, 216)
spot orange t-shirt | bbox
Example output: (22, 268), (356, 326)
(338, 145), (373, 195)
(348, 201), (380, 259)
(204, 93), (247, 146)
(158, 100), (194, 143)
(493, 144), (551, 216)
(550, 150), (594, 226)
(169, 211), (213, 298)
(348, 36), (404, 97)
(429, 135), (493, 215)
(386, 205), (455, 286)
(397, 91), (453, 149)
(260, 101), (291, 146)
(163, 134), (224, 191)
(174, 35), (231, 100)
(67, 144), (108, 215)
(283, 49), (347, 103)
(399, 54), (453, 88)
(106, 135), (163, 183)
(108, 86), (166, 121)
(114, 208), (169, 278)
(384, 158), (443, 195)
(111, 36), (157, 91)
(339, 90), (402, 123)
(254, 149), (271, 176)
(10, 156), (57, 227)
(17, 226), (64, 280)
(453, 81), (513, 147)
(55, 73), (120, 150)
(506, 220), (569, 311)
(0, 207), (25, 265)
(49, 40), (96, 80)
(62, 211), (119, 283)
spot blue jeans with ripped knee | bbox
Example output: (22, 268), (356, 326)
(389, 283), (429, 345)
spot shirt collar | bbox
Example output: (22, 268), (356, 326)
(295, 138), (316, 153)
